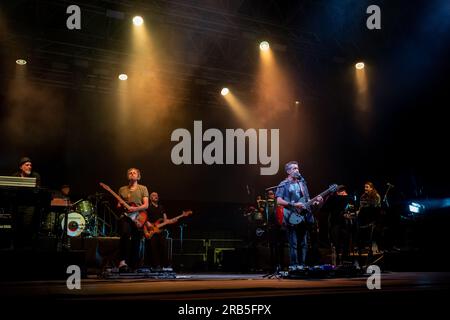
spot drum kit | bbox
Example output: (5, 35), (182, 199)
(43, 199), (97, 237)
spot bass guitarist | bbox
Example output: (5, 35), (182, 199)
(144, 192), (175, 271)
(117, 167), (149, 272)
(276, 161), (324, 271)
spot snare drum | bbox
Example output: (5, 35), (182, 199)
(75, 200), (94, 217)
(60, 212), (86, 237)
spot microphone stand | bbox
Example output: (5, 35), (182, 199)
(383, 185), (393, 208)
(179, 223), (186, 254)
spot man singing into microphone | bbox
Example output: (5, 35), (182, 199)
(275, 161), (323, 271)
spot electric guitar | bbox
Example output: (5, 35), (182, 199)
(285, 184), (340, 225)
(99, 182), (148, 228)
(144, 210), (192, 239)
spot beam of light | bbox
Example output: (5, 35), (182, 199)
(295, 100), (300, 105)
(118, 73), (128, 80)
(354, 63), (369, 111)
(114, 15), (179, 160)
(355, 65), (368, 109)
(355, 62), (365, 70)
(353, 61), (371, 136)
(259, 41), (270, 51)
(223, 92), (250, 125)
(221, 87), (229, 96)
(132, 16), (144, 26)
(16, 59), (27, 65)
(256, 41), (295, 126)
(117, 73), (129, 129)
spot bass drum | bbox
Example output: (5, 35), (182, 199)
(60, 212), (86, 237)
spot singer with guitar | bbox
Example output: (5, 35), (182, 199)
(116, 168), (149, 272)
(276, 161), (326, 271)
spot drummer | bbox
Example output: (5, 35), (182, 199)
(52, 184), (71, 203)
(45, 184), (73, 236)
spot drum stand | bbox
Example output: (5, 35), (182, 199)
(57, 199), (82, 251)
(58, 204), (71, 251)
(90, 193), (115, 237)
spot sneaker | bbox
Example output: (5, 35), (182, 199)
(119, 265), (130, 273)
(289, 264), (300, 271)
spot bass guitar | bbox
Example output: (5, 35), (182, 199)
(99, 182), (148, 228)
(286, 184), (340, 225)
(144, 210), (192, 239)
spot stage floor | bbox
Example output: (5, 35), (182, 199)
(1, 272), (449, 301)
(1, 272), (449, 318)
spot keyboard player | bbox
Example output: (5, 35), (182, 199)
(8, 157), (46, 249)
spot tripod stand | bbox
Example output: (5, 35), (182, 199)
(263, 264), (283, 279)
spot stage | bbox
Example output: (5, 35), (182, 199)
(1, 272), (449, 307)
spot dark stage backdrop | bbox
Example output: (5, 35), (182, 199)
(1, 75), (449, 205)
(1, 0), (450, 206)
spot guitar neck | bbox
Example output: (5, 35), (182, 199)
(155, 220), (171, 229)
(154, 212), (188, 229)
(100, 183), (130, 209)
(308, 188), (333, 205)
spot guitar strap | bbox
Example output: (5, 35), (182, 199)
(298, 179), (310, 202)
(299, 179), (315, 224)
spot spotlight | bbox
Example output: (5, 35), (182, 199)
(132, 16), (144, 26)
(118, 74), (128, 81)
(355, 62), (365, 70)
(408, 202), (425, 214)
(16, 59), (27, 65)
(221, 88), (230, 96)
(295, 101), (300, 105)
(259, 41), (270, 51)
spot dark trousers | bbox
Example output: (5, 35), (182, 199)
(13, 205), (39, 249)
(330, 223), (353, 264)
(118, 216), (142, 267)
(147, 233), (169, 269)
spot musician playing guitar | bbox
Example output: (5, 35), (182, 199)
(116, 168), (149, 272)
(144, 192), (175, 271)
(275, 161), (325, 271)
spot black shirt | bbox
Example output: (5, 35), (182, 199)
(147, 203), (166, 223)
(325, 194), (354, 225)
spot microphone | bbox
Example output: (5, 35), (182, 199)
(387, 182), (395, 188)
(293, 172), (303, 180)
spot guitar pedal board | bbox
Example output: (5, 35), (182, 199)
(100, 267), (176, 279)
